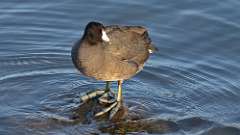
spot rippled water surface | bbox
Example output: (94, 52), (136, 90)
(1, 0), (240, 134)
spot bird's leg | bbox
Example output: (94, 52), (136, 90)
(117, 80), (123, 102)
(95, 80), (123, 119)
(98, 81), (116, 104)
(105, 81), (111, 91)
(80, 81), (114, 103)
(110, 80), (123, 119)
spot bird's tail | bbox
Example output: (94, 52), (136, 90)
(141, 31), (158, 54)
(148, 43), (158, 53)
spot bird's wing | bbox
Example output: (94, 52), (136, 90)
(105, 26), (151, 63)
(106, 25), (157, 52)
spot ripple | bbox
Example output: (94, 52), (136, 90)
(0, 68), (74, 82)
(180, 11), (240, 29)
(0, 57), (52, 67)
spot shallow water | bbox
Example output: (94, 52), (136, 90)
(1, 0), (240, 134)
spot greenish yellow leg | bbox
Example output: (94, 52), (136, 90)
(109, 80), (123, 119)
(117, 80), (123, 102)
(105, 81), (111, 91)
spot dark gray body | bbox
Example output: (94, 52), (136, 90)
(71, 25), (154, 81)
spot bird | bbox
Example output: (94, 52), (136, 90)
(71, 21), (157, 119)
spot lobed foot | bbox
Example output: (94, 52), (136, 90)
(95, 101), (122, 120)
(98, 90), (116, 104)
(79, 80), (123, 120)
(79, 89), (121, 119)
(80, 89), (106, 103)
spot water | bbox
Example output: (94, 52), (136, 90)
(1, 0), (240, 134)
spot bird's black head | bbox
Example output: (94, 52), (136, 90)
(83, 21), (110, 45)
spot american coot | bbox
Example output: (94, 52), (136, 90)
(71, 21), (157, 119)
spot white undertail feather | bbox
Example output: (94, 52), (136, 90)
(148, 49), (153, 53)
(102, 30), (110, 42)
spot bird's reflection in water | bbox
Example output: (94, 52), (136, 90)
(71, 89), (128, 123)
(70, 90), (179, 134)
(99, 118), (179, 134)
